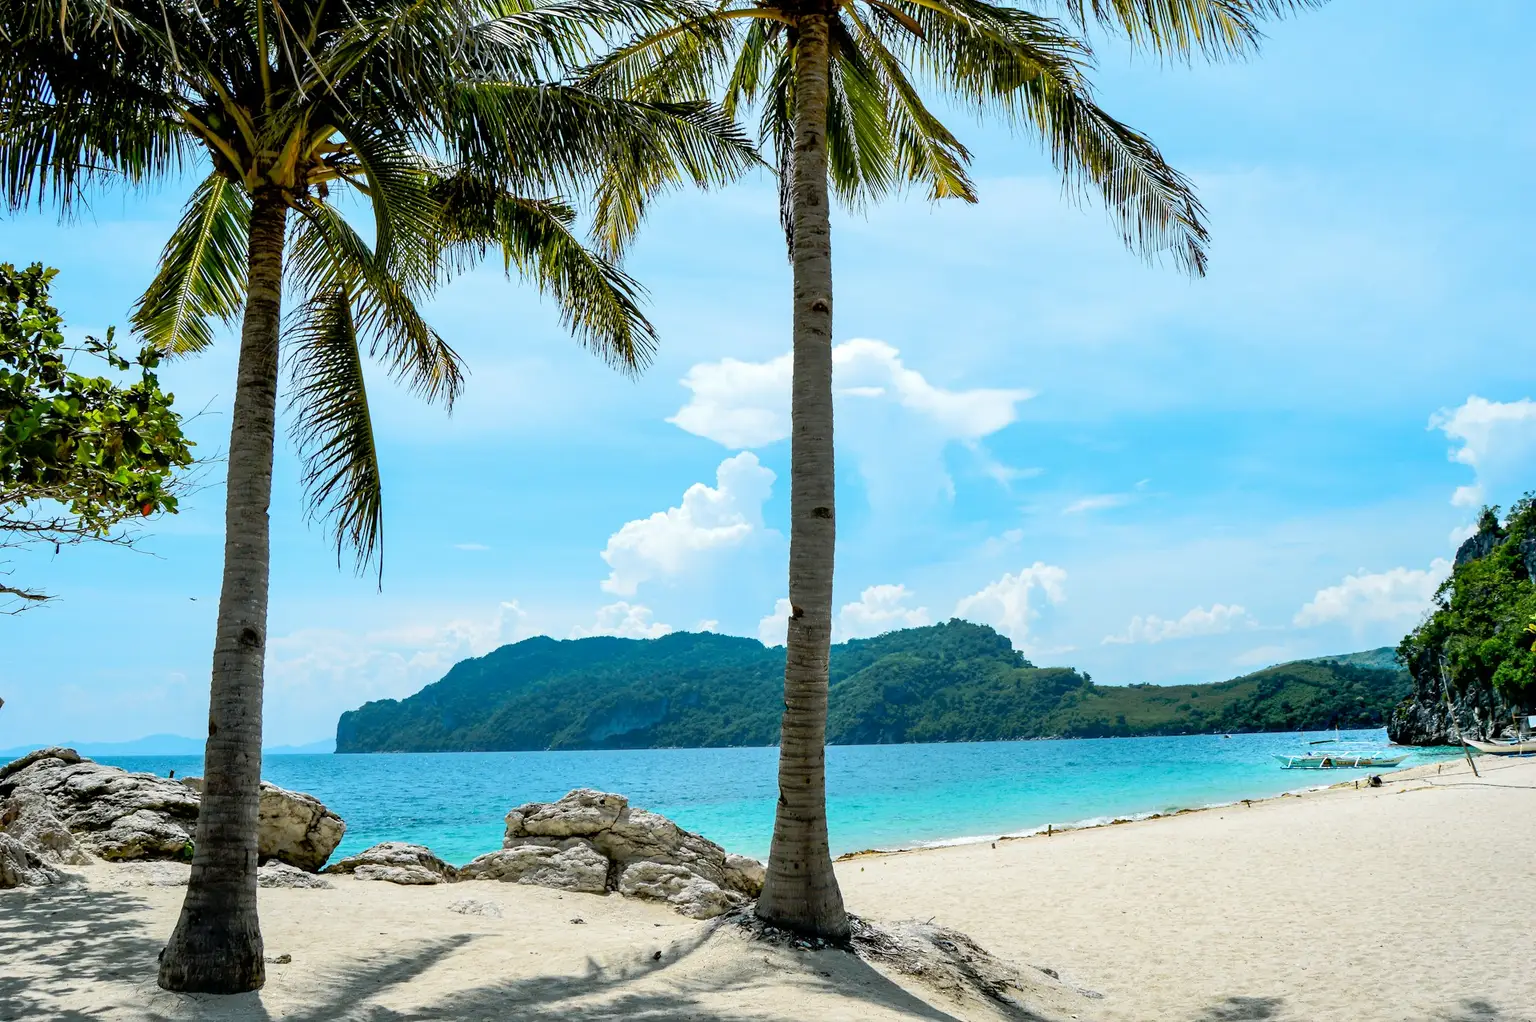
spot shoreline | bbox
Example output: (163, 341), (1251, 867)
(6, 752), (1531, 1021)
(832, 752), (1464, 862)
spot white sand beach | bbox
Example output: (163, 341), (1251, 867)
(3, 755), (1533, 1022)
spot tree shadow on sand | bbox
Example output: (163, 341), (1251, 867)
(1189, 995), (1531, 1022)
(0, 880), (474, 1022)
(0, 880), (166, 1022)
(387, 922), (983, 1022)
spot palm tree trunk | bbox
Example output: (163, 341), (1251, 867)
(756, 11), (850, 941)
(159, 188), (287, 994)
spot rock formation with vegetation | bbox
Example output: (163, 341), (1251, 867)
(337, 620), (1411, 752)
(1391, 502), (1536, 744)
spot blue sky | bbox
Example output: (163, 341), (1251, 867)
(3, 1), (1535, 748)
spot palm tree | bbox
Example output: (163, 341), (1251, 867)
(1, 0), (755, 992)
(588, 0), (1318, 938)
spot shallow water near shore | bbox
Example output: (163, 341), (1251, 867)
(101, 729), (1461, 864)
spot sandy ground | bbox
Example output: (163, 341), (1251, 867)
(2, 755), (1533, 1022)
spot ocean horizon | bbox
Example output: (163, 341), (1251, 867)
(96, 729), (1461, 864)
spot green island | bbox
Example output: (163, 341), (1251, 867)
(336, 620), (1410, 752)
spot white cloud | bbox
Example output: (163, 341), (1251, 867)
(1103, 603), (1255, 645)
(837, 584), (931, 641)
(953, 562), (1067, 651)
(1063, 493), (1131, 515)
(262, 600), (534, 743)
(570, 602), (673, 640)
(669, 340), (1033, 512)
(453, 543), (490, 551)
(1432, 396), (1536, 508)
(758, 597), (792, 648)
(695, 619), (720, 633)
(599, 452), (775, 596)
(1293, 559), (1451, 628)
(670, 339), (1033, 450)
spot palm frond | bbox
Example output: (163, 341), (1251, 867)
(289, 197), (466, 407)
(132, 173), (252, 355)
(1056, 0), (1325, 61)
(286, 284), (385, 579)
(435, 173), (657, 372)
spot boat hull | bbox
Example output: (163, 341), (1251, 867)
(1464, 738), (1536, 756)
(1273, 754), (1409, 770)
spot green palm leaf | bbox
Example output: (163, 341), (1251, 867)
(132, 174), (252, 355)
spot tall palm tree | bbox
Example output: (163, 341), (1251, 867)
(0, 0), (755, 992)
(588, 0), (1318, 938)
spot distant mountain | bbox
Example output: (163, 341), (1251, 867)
(336, 621), (1412, 753)
(266, 739), (336, 755)
(1309, 647), (1400, 673)
(0, 734), (335, 759)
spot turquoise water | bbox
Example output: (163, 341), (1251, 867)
(102, 730), (1460, 865)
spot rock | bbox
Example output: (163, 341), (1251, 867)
(0, 751), (346, 871)
(0, 747), (82, 783)
(266, 953), (293, 965)
(1, 789), (92, 865)
(446, 897), (503, 917)
(258, 861), (334, 889)
(617, 861), (743, 919)
(326, 842), (457, 885)
(492, 789), (766, 918)
(461, 842), (609, 894)
(183, 777), (345, 872)
(0, 833), (63, 888)
(0, 754), (198, 861)
(722, 853), (766, 898)
(506, 789), (626, 839)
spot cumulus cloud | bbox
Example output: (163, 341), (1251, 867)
(263, 600), (533, 744)
(1102, 604), (1255, 645)
(670, 339), (1033, 449)
(1293, 560), (1451, 628)
(670, 340), (1033, 511)
(570, 601), (673, 639)
(600, 452), (775, 596)
(1432, 396), (1536, 508)
(953, 563), (1067, 650)
(837, 584), (931, 641)
(758, 597), (792, 647)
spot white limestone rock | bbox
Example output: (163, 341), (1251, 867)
(182, 777), (346, 872)
(326, 842), (458, 885)
(461, 841), (609, 894)
(617, 861), (742, 919)
(0, 754), (198, 861)
(258, 861), (334, 889)
(496, 789), (766, 918)
(0, 833), (63, 888)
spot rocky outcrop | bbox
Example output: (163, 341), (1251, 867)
(0, 833), (63, 888)
(459, 841), (610, 893)
(1389, 680), (1520, 746)
(182, 777), (345, 872)
(0, 749), (345, 871)
(462, 789), (764, 918)
(0, 753), (199, 861)
(326, 842), (458, 885)
(258, 861), (334, 889)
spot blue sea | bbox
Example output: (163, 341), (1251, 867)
(101, 730), (1461, 865)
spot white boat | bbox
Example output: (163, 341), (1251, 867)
(1273, 751), (1409, 770)
(1464, 737), (1536, 756)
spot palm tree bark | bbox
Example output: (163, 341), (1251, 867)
(159, 188), (288, 994)
(756, 11), (850, 941)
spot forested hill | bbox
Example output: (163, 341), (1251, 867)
(335, 621), (1411, 752)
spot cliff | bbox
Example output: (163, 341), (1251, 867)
(336, 620), (1410, 752)
(1389, 503), (1536, 745)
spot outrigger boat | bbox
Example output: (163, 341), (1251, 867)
(1273, 751), (1408, 770)
(1464, 737), (1536, 756)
